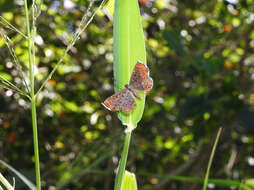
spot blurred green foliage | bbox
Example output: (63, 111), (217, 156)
(0, 0), (254, 189)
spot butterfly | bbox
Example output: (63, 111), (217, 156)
(102, 61), (153, 113)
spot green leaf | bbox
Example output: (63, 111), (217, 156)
(121, 171), (138, 190)
(113, 0), (146, 129)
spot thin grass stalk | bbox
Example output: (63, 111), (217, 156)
(202, 127), (222, 190)
(23, 0), (41, 190)
(114, 130), (132, 190)
(0, 32), (29, 92)
(35, 0), (107, 96)
(0, 16), (27, 38)
(0, 75), (29, 98)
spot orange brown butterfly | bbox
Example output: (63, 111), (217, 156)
(102, 61), (153, 113)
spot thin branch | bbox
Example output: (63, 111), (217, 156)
(0, 31), (30, 92)
(35, 0), (107, 97)
(0, 15), (27, 39)
(0, 81), (30, 99)
(0, 75), (22, 92)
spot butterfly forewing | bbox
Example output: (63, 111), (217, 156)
(102, 61), (153, 113)
(102, 89), (136, 113)
(129, 61), (153, 93)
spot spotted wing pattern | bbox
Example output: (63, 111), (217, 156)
(102, 89), (136, 113)
(129, 61), (153, 93)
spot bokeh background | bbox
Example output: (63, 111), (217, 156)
(0, 0), (254, 189)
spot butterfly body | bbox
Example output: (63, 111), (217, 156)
(125, 84), (141, 99)
(102, 61), (153, 113)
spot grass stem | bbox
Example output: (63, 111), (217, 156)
(24, 0), (41, 190)
(202, 127), (222, 190)
(114, 130), (132, 190)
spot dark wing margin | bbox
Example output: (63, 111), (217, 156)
(102, 89), (136, 113)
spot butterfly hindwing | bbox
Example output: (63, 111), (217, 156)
(129, 61), (153, 93)
(102, 89), (136, 113)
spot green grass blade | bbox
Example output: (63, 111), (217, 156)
(114, 0), (146, 129)
(0, 173), (14, 190)
(121, 171), (138, 190)
(202, 127), (222, 190)
(0, 160), (36, 190)
(138, 172), (252, 189)
(87, 170), (253, 190)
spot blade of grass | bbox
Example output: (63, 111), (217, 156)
(137, 172), (252, 189)
(0, 173), (14, 190)
(35, 0), (107, 97)
(113, 0), (147, 129)
(0, 16), (27, 39)
(202, 127), (222, 190)
(0, 160), (36, 190)
(113, 0), (146, 188)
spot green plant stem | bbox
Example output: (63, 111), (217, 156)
(31, 97), (40, 190)
(24, 1), (41, 190)
(202, 127), (222, 190)
(114, 130), (132, 190)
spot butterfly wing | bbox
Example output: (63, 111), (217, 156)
(102, 89), (136, 113)
(129, 61), (153, 93)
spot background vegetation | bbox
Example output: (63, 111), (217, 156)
(0, 0), (254, 189)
